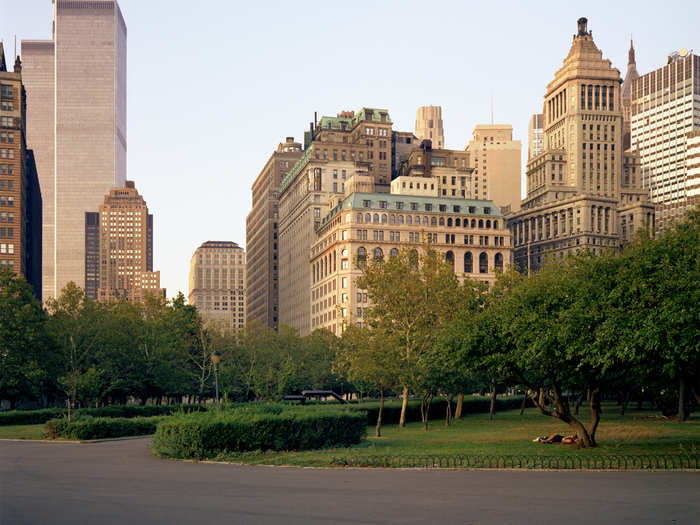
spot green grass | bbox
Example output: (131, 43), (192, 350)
(0, 424), (45, 440)
(208, 405), (700, 467)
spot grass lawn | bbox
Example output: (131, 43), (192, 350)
(211, 404), (700, 467)
(0, 424), (45, 440)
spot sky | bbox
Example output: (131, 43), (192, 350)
(1, 0), (698, 299)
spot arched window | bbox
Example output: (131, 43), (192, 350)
(373, 247), (383, 261)
(471, 219), (476, 228)
(365, 213), (371, 223)
(464, 252), (473, 273)
(447, 218), (453, 227)
(439, 217), (445, 226)
(431, 217), (437, 226)
(455, 218), (461, 227)
(445, 250), (455, 269)
(357, 247), (367, 268)
(495, 252), (503, 271)
(479, 252), (488, 273)
(373, 213), (379, 224)
(389, 214), (395, 224)
(493, 220), (498, 229)
(406, 215), (412, 225)
(390, 248), (399, 258)
(409, 249), (419, 269)
(486, 220), (491, 228)
(356, 213), (363, 223)
(381, 214), (387, 224)
(398, 215), (404, 225)
(478, 219), (484, 228)
(423, 216), (428, 225)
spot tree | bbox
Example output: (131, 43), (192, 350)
(0, 269), (48, 408)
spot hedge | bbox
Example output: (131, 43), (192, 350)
(347, 396), (525, 426)
(0, 404), (207, 426)
(152, 406), (367, 459)
(44, 415), (162, 440)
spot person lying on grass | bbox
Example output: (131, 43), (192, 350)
(533, 434), (578, 444)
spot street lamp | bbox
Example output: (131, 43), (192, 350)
(211, 351), (222, 404)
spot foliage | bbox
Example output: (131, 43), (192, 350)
(151, 405), (367, 458)
(45, 415), (162, 440)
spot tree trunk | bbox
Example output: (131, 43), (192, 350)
(519, 394), (527, 415)
(375, 389), (384, 437)
(620, 390), (631, 416)
(588, 388), (602, 446)
(399, 385), (409, 428)
(530, 385), (597, 448)
(574, 391), (584, 415)
(420, 393), (433, 431)
(445, 395), (453, 426)
(678, 375), (687, 423)
(455, 393), (464, 419)
(489, 379), (497, 420)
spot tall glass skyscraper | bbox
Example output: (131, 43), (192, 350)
(21, 0), (127, 301)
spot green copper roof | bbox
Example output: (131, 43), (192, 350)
(280, 146), (313, 193)
(317, 108), (392, 132)
(317, 192), (503, 231)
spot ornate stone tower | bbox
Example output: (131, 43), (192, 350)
(621, 40), (639, 150)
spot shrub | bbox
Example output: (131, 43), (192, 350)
(44, 415), (162, 440)
(152, 406), (367, 459)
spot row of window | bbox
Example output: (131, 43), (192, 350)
(355, 212), (499, 229)
(0, 164), (14, 175)
(0, 180), (14, 190)
(0, 212), (14, 222)
(0, 149), (14, 159)
(0, 196), (14, 206)
(0, 227), (14, 238)
(0, 258), (14, 268)
(360, 200), (490, 214)
(0, 132), (14, 143)
(0, 243), (14, 254)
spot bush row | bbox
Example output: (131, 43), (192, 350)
(348, 396), (525, 426)
(44, 415), (162, 441)
(152, 407), (367, 459)
(0, 404), (207, 426)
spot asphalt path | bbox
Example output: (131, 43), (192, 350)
(1, 438), (698, 525)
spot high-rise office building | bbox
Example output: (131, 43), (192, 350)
(278, 108), (392, 335)
(0, 45), (41, 297)
(630, 50), (700, 230)
(621, 40), (640, 150)
(246, 137), (302, 330)
(465, 124), (522, 211)
(686, 130), (700, 211)
(89, 181), (162, 302)
(22, 0), (127, 300)
(415, 106), (445, 149)
(528, 114), (544, 159)
(507, 17), (655, 272)
(189, 241), (246, 331)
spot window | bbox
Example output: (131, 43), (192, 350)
(479, 252), (488, 273)
(495, 252), (503, 271)
(464, 252), (473, 273)
(390, 248), (399, 258)
(445, 251), (455, 269)
(356, 247), (366, 268)
(373, 247), (383, 261)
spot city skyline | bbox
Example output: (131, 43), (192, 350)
(2, 0), (698, 298)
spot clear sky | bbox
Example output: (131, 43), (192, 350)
(1, 0), (698, 299)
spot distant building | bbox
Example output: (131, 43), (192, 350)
(415, 106), (445, 149)
(620, 40), (639, 150)
(0, 44), (41, 297)
(686, 130), (700, 212)
(189, 241), (246, 331)
(630, 49), (700, 230)
(22, 0), (127, 301)
(398, 139), (473, 199)
(528, 114), (544, 160)
(507, 17), (655, 272)
(246, 137), (302, 330)
(311, 174), (511, 334)
(89, 181), (163, 302)
(466, 124), (522, 211)
(391, 130), (419, 178)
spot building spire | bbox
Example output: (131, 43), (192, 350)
(628, 38), (636, 65)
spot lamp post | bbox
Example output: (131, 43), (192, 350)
(211, 351), (222, 404)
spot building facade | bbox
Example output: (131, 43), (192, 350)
(686, 130), (700, 212)
(310, 178), (511, 334)
(21, 0), (127, 301)
(528, 113), (544, 160)
(278, 108), (393, 335)
(507, 17), (655, 272)
(188, 241), (246, 331)
(246, 137), (302, 330)
(465, 124), (522, 211)
(415, 106), (445, 149)
(630, 50), (700, 230)
(398, 139), (473, 199)
(0, 45), (41, 297)
(91, 181), (162, 302)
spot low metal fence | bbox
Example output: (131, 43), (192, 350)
(331, 454), (700, 470)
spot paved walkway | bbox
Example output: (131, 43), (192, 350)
(1, 438), (698, 524)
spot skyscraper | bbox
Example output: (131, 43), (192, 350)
(415, 106), (445, 149)
(465, 125), (522, 211)
(621, 40), (639, 150)
(528, 114), (544, 160)
(0, 44), (42, 297)
(189, 241), (246, 331)
(21, 0), (127, 301)
(507, 17), (654, 271)
(246, 137), (302, 330)
(630, 50), (700, 230)
(90, 181), (162, 302)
